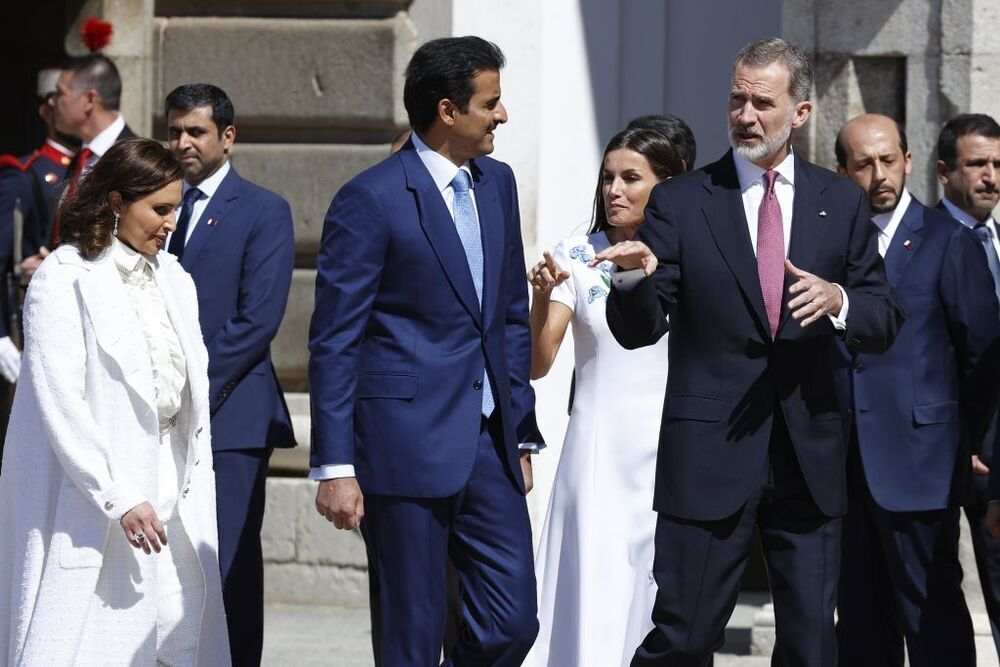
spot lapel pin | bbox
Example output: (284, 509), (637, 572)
(207, 218), (217, 226)
(903, 239), (912, 249)
(818, 210), (827, 217)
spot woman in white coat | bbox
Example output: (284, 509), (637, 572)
(0, 139), (230, 666)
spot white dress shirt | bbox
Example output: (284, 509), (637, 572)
(941, 197), (1000, 257)
(310, 133), (539, 482)
(84, 114), (125, 161)
(870, 189), (912, 258)
(172, 160), (232, 247)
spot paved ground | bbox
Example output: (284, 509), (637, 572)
(262, 597), (1000, 666)
(261, 596), (773, 666)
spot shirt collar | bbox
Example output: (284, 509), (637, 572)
(111, 236), (157, 274)
(941, 196), (995, 230)
(732, 148), (796, 193)
(871, 188), (912, 238)
(183, 159), (230, 199)
(411, 131), (474, 193)
(84, 114), (126, 158)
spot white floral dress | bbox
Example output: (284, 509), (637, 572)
(526, 232), (670, 667)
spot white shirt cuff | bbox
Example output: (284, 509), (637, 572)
(309, 464), (356, 481)
(611, 267), (646, 292)
(826, 284), (849, 331)
(519, 442), (544, 453)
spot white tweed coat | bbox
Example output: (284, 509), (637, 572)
(0, 244), (230, 666)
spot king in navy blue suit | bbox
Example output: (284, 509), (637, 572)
(165, 84), (295, 667)
(833, 115), (1000, 667)
(309, 37), (543, 666)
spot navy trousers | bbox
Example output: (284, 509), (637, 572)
(836, 443), (974, 667)
(361, 415), (538, 666)
(214, 447), (272, 667)
(633, 418), (842, 667)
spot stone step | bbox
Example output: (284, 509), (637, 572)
(154, 15), (416, 133)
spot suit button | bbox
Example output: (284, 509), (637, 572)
(473, 380), (483, 390)
(104, 501), (114, 511)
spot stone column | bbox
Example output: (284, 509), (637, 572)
(65, 0), (155, 137)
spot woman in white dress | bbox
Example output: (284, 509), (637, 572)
(0, 139), (230, 666)
(526, 126), (686, 666)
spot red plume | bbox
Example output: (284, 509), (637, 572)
(81, 17), (113, 53)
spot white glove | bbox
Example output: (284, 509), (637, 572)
(0, 336), (21, 383)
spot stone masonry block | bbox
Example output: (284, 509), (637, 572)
(262, 478), (299, 562)
(273, 269), (313, 391)
(232, 144), (388, 263)
(156, 16), (411, 130)
(265, 562), (369, 607)
(816, 0), (939, 55)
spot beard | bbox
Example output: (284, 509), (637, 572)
(730, 113), (794, 163)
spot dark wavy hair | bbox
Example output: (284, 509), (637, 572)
(589, 127), (686, 234)
(58, 139), (183, 259)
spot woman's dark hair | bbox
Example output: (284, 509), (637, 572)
(58, 138), (183, 259)
(589, 127), (685, 234)
(404, 36), (505, 133)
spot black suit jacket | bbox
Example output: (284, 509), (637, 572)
(607, 151), (902, 521)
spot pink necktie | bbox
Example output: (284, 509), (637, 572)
(757, 170), (784, 337)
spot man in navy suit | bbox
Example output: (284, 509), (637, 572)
(935, 113), (1000, 658)
(309, 36), (543, 665)
(165, 83), (295, 667)
(833, 114), (1000, 667)
(597, 39), (902, 666)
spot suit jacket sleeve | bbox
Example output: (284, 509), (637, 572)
(205, 194), (294, 413)
(606, 183), (676, 350)
(501, 169), (544, 445)
(941, 225), (1000, 451)
(308, 181), (389, 468)
(840, 188), (903, 353)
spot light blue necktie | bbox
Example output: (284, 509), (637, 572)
(451, 169), (494, 417)
(974, 223), (1000, 309)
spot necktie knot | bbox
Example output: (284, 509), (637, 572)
(451, 169), (472, 194)
(183, 187), (203, 207)
(975, 222), (994, 243)
(763, 170), (778, 196)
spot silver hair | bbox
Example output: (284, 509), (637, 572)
(733, 38), (813, 102)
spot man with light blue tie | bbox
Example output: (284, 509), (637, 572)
(165, 83), (295, 667)
(308, 36), (543, 666)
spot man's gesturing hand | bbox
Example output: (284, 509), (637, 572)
(591, 240), (658, 276)
(316, 477), (365, 530)
(785, 260), (843, 327)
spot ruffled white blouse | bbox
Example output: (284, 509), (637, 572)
(110, 239), (187, 430)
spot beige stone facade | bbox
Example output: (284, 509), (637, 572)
(59, 0), (1000, 615)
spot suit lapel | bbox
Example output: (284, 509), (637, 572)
(181, 166), (241, 270)
(882, 199), (924, 286)
(76, 254), (156, 414)
(777, 159), (823, 334)
(401, 147), (483, 328)
(701, 154), (769, 337)
(472, 160), (504, 330)
(155, 260), (208, 437)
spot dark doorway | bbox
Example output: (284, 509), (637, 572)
(0, 2), (73, 156)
